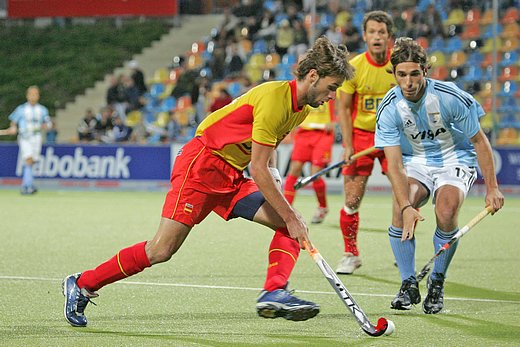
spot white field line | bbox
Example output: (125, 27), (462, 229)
(1, 275), (518, 304)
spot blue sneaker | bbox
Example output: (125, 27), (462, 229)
(256, 288), (320, 321)
(62, 273), (98, 327)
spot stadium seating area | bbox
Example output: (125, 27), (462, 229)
(133, 0), (520, 146)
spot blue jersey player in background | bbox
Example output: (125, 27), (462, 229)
(0, 85), (52, 194)
(375, 38), (504, 314)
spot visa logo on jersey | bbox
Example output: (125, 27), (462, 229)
(16, 147), (131, 178)
(410, 127), (447, 141)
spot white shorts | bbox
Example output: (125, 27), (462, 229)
(405, 163), (477, 204)
(18, 134), (42, 161)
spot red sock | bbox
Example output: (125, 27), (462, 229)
(77, 241), (151, 291)
(283, 174), (298, 205)
(312, 178), (327, 208)
(263, 228), (300, 291)
(340, 208), (359, 256)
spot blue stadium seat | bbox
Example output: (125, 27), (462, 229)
(481, 24), (503, 39)
(497, 81), (518, 97)
(444, 36), (463, 54)
(500, 51), (519, 67)
(149, 83), (165, 99)
(429, 36), (445, 53)
(252, 39), (268, 54)
(159, 96), (176, 113)
(462, 65), (483, 82)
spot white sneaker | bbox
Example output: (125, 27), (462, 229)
(335, 253), (362, 274)
(311, 207), (329, 224)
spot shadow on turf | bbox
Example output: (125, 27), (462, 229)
(417, 314), (520, 341)
(445, 282), (520, 302)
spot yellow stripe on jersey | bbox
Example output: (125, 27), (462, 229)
(299, 100), (334, 130)
(195, 80), (310, 170)
(337, 51), (395, 132)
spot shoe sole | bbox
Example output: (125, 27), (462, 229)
(257, 304), (320, 321)
(336, 263), (362, 275)
(62, 275), (87, 327)
(423, 301), (443, 314)
(390, 302), (413, 310)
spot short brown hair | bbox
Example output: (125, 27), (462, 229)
(295, 36), (354, 82)
(363, 10), (394, 35)
(390, 37), (430, 71)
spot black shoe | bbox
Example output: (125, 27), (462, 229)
(391, 277), (421, 310)
(423, 276), (444, 314)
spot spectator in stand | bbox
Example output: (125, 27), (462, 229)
(409, 4), (446, 39)
(171, 56), (200, 102)
(209, 87), (233, 112)
(275, 19), (295, 56)
(106, 75), (130, 120)
(123, 75), (143, 113)
(288, 19), (309, 57)
(343, 17), (361, 53)
(94, 106), (114, 141)
(101, 115), (132, 143)
(46, 118), (58, 144)
(325, 23), (344, 46)
(128, 60), (147, 96)
(225, 42), (245, 77)
(210, 47), (227, 81)
(254, 8), (277, 40)
(77, 108), (98, 142)
(390, 7), (407, 37)
(112, 115), (133, 143)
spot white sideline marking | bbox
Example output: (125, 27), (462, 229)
(1, 275), (518, 304)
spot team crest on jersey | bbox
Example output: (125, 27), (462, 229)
(184, 203), (193, 214)
(428, 112), (441, 124)
(177, 149), (183, 156)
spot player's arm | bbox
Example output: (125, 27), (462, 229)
(251, 141), (310, 248)
(0, 121), (18, 136)
(383, 145), (423, 240)
(470, 129), (504, 213)
(336, 90), (355, 163)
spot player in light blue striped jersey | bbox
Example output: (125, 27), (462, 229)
(375, 38), (504, 314)
(0, 86), (52, 194)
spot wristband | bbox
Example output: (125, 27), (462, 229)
(269, 167), (282, 183)
(401, 204), (413, 214)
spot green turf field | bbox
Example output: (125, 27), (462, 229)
(0, 190), (518, 346)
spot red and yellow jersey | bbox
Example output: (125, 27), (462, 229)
(196, 80), (310, 170)
(337, 51), (395, 132)
(299, 100), (334, 130)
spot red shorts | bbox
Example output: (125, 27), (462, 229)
(161, 138), (259, 227)
(342, 128), (387, 176)
(290, 129), (334, 168)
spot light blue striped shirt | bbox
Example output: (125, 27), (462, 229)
(375, 79), (484, 167)
(8, 102), (50, 139)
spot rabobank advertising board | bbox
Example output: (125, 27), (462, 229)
(0, 143), (173, 190)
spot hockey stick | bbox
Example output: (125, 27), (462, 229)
(416, 206), (494, 282)
(294, 146), (376, 190)
(304, 241), (395, 336)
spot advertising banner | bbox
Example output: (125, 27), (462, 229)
(0, 143), (171, 180)
(7, 0), (177, 18)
